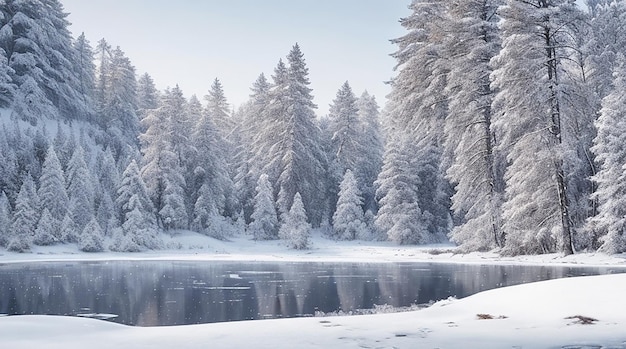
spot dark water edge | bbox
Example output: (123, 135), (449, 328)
(0, 261), (623, 326)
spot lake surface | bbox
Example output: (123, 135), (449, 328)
(0, 261), (623, 326)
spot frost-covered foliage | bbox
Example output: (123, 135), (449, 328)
(444, 0), (504, 252)
(79, 218), (105, 252)
(355, 91), (383, 213)
(0, 191), (10, 246)
(279, 192), (311, 249)
(249, 173), (279, 240)
(37, 145), (68, 222)
(0, 0), (624, 256)
(33, 208), (58, 246)
(380, 0), (451, 244)
(588, 55), (626, 254)
(258, 45), (327, 227)
(0, 0), (91, 122)
(8, 175), (37, 252)
(332, 170), (368, 241)
(492, 0), (583, 256)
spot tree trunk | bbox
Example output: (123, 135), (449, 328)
(545, 25), (574, 255)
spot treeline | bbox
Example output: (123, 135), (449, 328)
(381, 0), (626, 255)
(0, 0), (386, 252)
(2, 0), (626, 256)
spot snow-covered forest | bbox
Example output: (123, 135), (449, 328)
(0, 0), (625, 256)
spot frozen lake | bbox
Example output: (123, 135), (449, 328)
(0, 261), (622, 326)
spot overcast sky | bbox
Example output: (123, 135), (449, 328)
(60, 0), (411, 115)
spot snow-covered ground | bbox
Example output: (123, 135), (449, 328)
(1, 230), (626, 348)
(1, 229), (626, 267)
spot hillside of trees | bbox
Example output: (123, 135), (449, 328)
(1, 0), (626, 256)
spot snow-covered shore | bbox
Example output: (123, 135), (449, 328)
(0, 230), (625, 268)
(2, 230), (626, 348)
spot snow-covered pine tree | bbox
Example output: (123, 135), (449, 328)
(8, 174), (38, 252)
(235, 74), (271, 223)
(588, 54), (626, 254)
(95, 190), (117, 237)
(140, 90), (187, 230)
(203, 78), (239, 217)
(117, 160), (155, 230)
(0, 127), (19, 206)
(205, 78), (234, 144)
(72, 32), (96, 121)
(0, 0), (89, 122)
(33, 208), (57, 246)
(66, 145), (94, 230)
(327, 81), (362, 215)
(262, 45), (327, 226)
(375, 135), (431, 245)
(491, 0), (583, 255)
(383, 0), (451, 240)
(0, 47), (15, 107)
(79, 218), (105, 252)
(355, 91), (383, 213)
(137, 73), (159, 116)
(59, 212), (77, 243)
(279, 192), (311, 249)
(249, 173), (279, 240)
(38, 145), (68, 223)
(444, 0), (504, 251)
(191, 90), (234, 228)
(332, 170), (368, 241)
(0, 191), (11, 246)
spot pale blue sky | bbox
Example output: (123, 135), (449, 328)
(61, 0), (411, 115)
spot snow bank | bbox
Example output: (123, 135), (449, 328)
(1, 273), (624, 348)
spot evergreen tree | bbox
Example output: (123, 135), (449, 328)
(205, 78), (234, 143)
(79, 218), (105, 252)
(38, 145), (68, 222)
(383, 0), (451, 239)
(0, 191), (11, 246)
(0, 126), (19, 204)
(191, 92), (233, 227)
(332, 170), (368, 241)
(203, 78), (239, 216)
(137, 72), (159, 116)
(375, 135), (432, 245)
(327, 81), (362, 214)
(66, 145), (94, 230)
(59, 212), (77, 243)
(8, 174), (37, 252)
(588, 54), (626, 254)
(235, 74), (271, 223)
(356, 91), (383, 212)
(0, 0), (89, 121)
(33, 208), (57, 246)
(249, 173), (279, 240)
(139, 90), (188, 229)
(262, 45), (327, 226)
(73, 32), (96, 120)
(117, 160), (155, 229)
(444, 0), (504, 251)
(0, 47), (15, 107)
(279, 192), (311, 249)
(95, 190), (117, 237)
(492, 0), (583, 255)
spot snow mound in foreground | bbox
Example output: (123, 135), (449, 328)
(1, 273), (625, 348)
